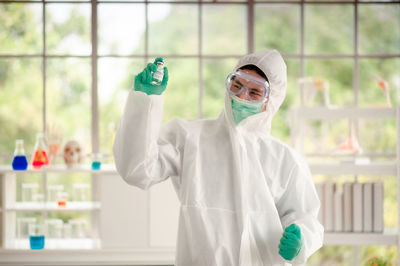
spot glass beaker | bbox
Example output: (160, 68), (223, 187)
(32, 193), (44, 203)
(56, 191), (69, 208)
(17, 217), (37, 239)
(22, 183), (39, 202)
(69, 219), (87, 238)
(91, 153), (102, 170)
(31, 133), (49, 169)
(45, 219), (63, 239)
(29, 224), (45, 250)
(12, 139), (28, 170)
(47, 185), (64, 202)
(73, 183), (90, 201)
(63, 223), (72, 239)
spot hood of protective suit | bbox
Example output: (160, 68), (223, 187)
(224, 49), (287, 134)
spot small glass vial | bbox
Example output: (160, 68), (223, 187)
(31, 133), (49, 169)
(91, 153), (102, 170)
(151, 60), (164, 86)
(12, 139), (28, 170)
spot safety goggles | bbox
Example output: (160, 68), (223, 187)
(225, 70), (270, 103)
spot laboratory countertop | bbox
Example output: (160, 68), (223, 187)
(0, 248), (175, 266)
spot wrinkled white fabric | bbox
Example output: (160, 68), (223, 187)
(113, 49), (324, 266)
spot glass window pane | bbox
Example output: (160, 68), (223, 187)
(255, 5), (300, 54)
(256, 0), (299, 2)
(306, 0), (353, 2)
(203, 5), (247, 55)
(0, 4), (42, 54)
(359, 119), (396, 156)
(98, 58), (144, 163)
(360, 246), (397, 265)
(305, 5), (353, 54)
(162, 58), (198, 122)
(203, 58), (238, 119)
(360, 0), (399, 2)
(46, 4), (91, 55)
(148, 4), (198, 55)
(359, 5), (400, 54)
(149, 0), (198, 2)
(98, 4), (145, 55)
(203, 0), (245, 2)
(0, 59), (42, 165)
(359, 58), (400, 107)
(308, 245), (354, 265)
(303, 119), (351, 158)
(46, 0), (88, 2)
(271, 59), (300, 143)
(46, 58), (91, 154)
(305, 59), (354, 106)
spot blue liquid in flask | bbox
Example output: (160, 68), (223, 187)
(91, 161), (101, 170)
(12, 155), (28, 170)
(30, 235), (45, 250)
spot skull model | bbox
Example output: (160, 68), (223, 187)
(63, 140), (83, 168)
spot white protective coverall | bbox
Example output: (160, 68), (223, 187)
(113, 49), (324, 266)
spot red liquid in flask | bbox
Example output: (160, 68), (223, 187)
(32, 150), (49, 169)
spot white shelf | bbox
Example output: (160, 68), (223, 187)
(309, 161), (397, 176)
(324, 231), (398, 246)
(6, 238), (101, 250)
(0, 248), (175, 265)
(5, 202), (101, 212)
(293, 106), (397, 120)
(0, 164), (117, 175)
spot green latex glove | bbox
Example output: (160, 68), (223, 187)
(134, 57), (169, 95)
(278, 224), (302, 261)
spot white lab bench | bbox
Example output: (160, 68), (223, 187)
(0, 248), (175, 265)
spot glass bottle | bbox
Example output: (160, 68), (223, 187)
(31, 133), (49, 169)
(12, 139), (28, 170)
(151, 60), (164, 86)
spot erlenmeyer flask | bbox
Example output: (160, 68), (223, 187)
(12, 139), (28, 170)
(31, 133), (49, 169)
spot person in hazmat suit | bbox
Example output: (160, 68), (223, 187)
(113, 49), (324, 265)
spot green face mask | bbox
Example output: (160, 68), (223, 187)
(231, 95), (265, 125)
